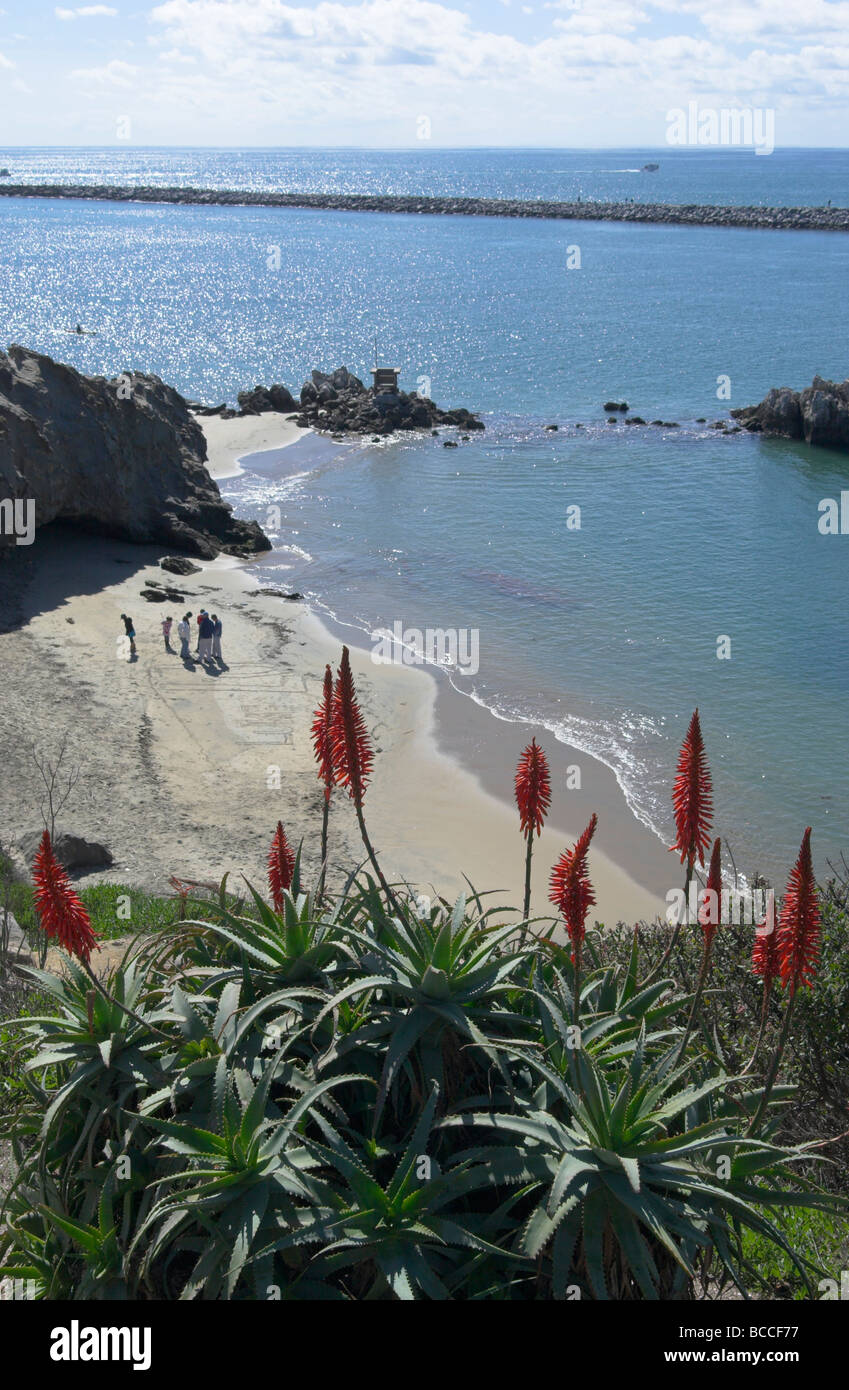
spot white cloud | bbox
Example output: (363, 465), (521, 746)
(56, 5), (118, 18)
(69, 57), (139, 85)
(21, 0), (846, 145)
(690, 1), (849, 43)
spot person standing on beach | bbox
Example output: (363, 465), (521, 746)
(211, 614), (223, 662)
(120, 613), (136, 657)
(197, 611), (214, 664)
(194, 609), (207, 658)
(178, 613), (192, 660)
(161, 616), (173, 651)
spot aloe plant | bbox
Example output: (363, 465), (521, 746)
(3, 865), (844, 1302)
(442, 1028), (845, 1299)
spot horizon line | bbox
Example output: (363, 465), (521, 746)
(2, 143), (849, 154)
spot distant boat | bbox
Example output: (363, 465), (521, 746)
(641, 163), (659, 172)
(0, 169), (10, 178)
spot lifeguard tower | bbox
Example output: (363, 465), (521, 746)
(370, 336), (400, 396)
(371, 365), (400, 395)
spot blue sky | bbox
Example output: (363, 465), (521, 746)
(1, 0), (848, 145)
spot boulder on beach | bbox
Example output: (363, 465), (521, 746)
(19, 829), (113, 871)
(160, 555), (203, 576)
(731, 376), (849, 451)
(0, 345), (271, 558)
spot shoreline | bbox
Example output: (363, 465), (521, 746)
(199, 410), (306, 480)
(304, 602), (670, 915)
(218, 421), (673, 909)
(2, 184), (848, 232)
(0, 528), (665, 932)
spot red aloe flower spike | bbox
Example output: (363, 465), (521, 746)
(776, 827), (820, 994)
(329, 646), (396, 912)
(331, 645), (374, 808)
(698, 837), (723, 945)
(747, 828), (821, 1133)
(312, 662), (335, 902)
(516, 738), (552, 930)
(515, 738), (552, 839)
(670, 708), (713, 871)
(32, 830), (99, 963)
(549, 813), (598, 948)
(268, 821), (295, 912)
(311, 664), (335, 803)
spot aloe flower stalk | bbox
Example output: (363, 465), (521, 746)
(749, 828), (820, 1133)
(777, 827), (820, 994)
(267, 820), (295, 913)
(647, 709), (714, 985)
(32, 829), (99, 962)
(671, 708), (713, 880)
(331, 646), (396, 910)
(515, 738), (552, 930)
(675, 836), (722, 1062)
(549, 813), (598, 1022)
(311, 663), (335, 900)
(33, 830), (167, 1038)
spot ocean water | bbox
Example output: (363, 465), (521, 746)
(2, 145), (849, 208)
(1, 148), (848, 886)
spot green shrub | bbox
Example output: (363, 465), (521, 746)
(1, 872), (845, 1301)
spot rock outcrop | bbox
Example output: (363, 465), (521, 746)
(731, 376), (849, 451)
(0, 346), (270, 557)
(236, 383), (298, 415)
(293, 367), (484, 436)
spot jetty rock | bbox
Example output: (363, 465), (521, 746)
(0, 345), (271, 558)
(731, 376), (849, 451)
(236, 383), (298, 415)
(293, 365), (484, 436)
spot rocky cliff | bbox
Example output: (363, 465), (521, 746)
(731, 375), (849, 451)
(0, 346), (270, 557)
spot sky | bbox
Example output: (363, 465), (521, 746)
(0, 0), (848, 146)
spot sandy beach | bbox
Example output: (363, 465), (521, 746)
(199, 410), (306, 481)
(0, 414), (668, 932)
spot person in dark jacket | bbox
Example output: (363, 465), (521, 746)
(194, 609), (207, 657)
(197, 611), (214, 664)
(211, 614), (223, 662)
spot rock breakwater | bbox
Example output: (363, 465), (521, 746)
(1, 184), (848, 232)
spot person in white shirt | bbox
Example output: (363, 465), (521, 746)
(177, 613), (192, 660)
